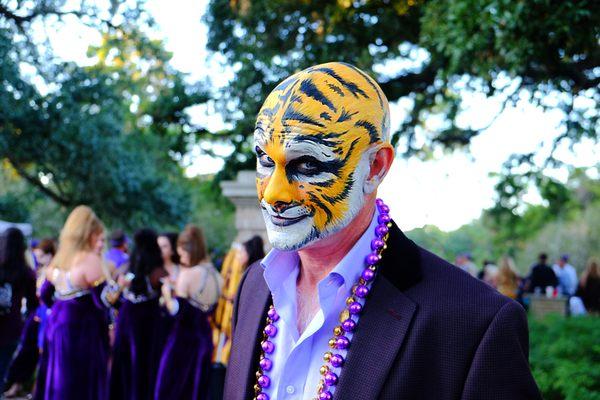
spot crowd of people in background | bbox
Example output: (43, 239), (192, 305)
(0, 205), (268, 399)
(0, 203), (598, 399)
(455, 252), (600, 314)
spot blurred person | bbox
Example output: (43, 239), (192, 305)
(155, 224), (223, 400)
(496, 257), (520, 299)
(575, 258), (600, 314)
(236, 235), (265, 270)
(110, 228), (168, 400)
(4, 238), (56, 398)
(455, 252), (478, 277)
(34, 206), (120, 400)
(525, 253), (558, 293)
(552, 254), (578, 296)
(157, 232), (180, 283)
(0, 228), (38, 394)
(105, 229), (129, 273)
(32, 239), (56, 273)
(480, 260), (499, 287)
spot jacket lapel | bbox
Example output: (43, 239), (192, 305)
(225, 265), (271, 400)
(333, 222), (421, 400)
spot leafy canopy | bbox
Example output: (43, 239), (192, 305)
(204, 0), (599, 192)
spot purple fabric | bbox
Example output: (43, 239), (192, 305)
(0, 269), (38, 346)
(109, 297), (170, 400)
(5, 313), (40, 384)
(104, 248), (129, 270)
(34, 281), (110, 400)
(154, 297), (213, 400)
(224, 222), (542, 400)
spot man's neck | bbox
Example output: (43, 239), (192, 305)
(297, 199), (375, 288)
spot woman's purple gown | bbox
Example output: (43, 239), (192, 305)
(34, 280), (110, 400)
(109, 273), (170, 400)
(154, 297), (213, 400)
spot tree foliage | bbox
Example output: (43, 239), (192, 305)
(0, 0), (210, 230)
(205, 0), (599, 185)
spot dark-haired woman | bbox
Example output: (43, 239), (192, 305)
(157, 232), (180, 283)
(109, 228), (168, 400)
(0, 228), (38, 394)
(4, 239), (55, 398)
(155, 224), (223, 400)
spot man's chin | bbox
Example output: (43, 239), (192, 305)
(264, 218), (317, 251)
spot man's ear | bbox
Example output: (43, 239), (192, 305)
(364, 144), (394, 194)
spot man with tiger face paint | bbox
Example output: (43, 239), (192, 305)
(254, 62), (392, 251)
(224, 63), (541, 400)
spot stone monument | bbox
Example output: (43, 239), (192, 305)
(220, 170), (268, 246)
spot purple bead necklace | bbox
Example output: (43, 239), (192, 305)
(254, 199), (392, 400)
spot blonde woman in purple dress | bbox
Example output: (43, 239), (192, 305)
(35, 206), (118, 400)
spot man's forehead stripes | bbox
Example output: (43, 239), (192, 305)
(299, 79), (338, 113)
(308, 67), (369, 99)
(256, 62), (390, 148)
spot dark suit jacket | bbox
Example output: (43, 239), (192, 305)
(224, 223), (542, 399)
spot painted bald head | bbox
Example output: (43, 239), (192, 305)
(255, 62), (392, 251)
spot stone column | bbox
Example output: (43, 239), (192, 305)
(220, 170), (268, 245)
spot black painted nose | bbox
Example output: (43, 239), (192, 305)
(272, 201), (292, 214)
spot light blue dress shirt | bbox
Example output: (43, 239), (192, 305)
(261, 207), (379, 399)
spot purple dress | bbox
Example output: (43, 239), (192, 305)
(154, 297), (213, 400)
(5, 313), (40, 385)
(34, 279), (110, 400)
(109, 273), (170, 400)
(0, 269), (38, 392)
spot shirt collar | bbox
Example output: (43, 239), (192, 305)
(261, 206), (379, 293)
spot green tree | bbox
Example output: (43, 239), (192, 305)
(0, 1), (210, 230)
(204, 0), (599, 186)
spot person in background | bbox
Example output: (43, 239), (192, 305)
(105, 229), (129, 274)
(525, 253), (558, 293)
(480, 260), (499, 287)
(237, 235), (265, 271)
(553, 254), (578, 296)
(4, 238), (56, 398)
(156, 224), (223, 400)
(496, 256), (520, 299)
(110, 228), (168, 400)
(455, 252), (478, 277)
(157, 232), (180, 283)
(34, 205), (120, 400)
(32, 239), (56, 273)
(0, 228), (38, 394)
(575, 258), (600, 314)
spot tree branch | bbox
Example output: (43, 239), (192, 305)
(6, 158), (72, 206)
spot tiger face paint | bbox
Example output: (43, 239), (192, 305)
(255, 62), (392, 251)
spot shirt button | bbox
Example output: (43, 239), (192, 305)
(286, 385), (295, 394)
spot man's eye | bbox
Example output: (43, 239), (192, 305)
(297, 161), (319, 175)
(257, 152), (274, 168)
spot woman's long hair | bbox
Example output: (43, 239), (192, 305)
(0, 227), (30, 284)
(177, 224), (208, 267)
(243, 235), (265, 267)
(129, 228), (163, 295)
(581, 257), (600, 287)
(51, 205), (104, 270)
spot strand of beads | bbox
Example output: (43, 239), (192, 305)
(253, 199), (392, 400)
(314, 199), (391, 400)
(255, 307), (279, 400)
